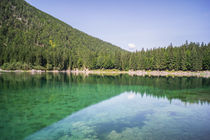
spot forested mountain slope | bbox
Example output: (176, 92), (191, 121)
(0, 0), (126, 70)
(0, 0), (210, 71)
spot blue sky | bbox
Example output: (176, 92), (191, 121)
(26, 0), (210, 51)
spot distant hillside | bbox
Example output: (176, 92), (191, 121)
(0, 0), (209, 71)
(0, 0), (126, 70)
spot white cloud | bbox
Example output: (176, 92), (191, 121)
(127, 93), (135, 99)
(128, 43), (136, 50)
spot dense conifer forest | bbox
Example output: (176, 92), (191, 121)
(0, 0), (210, 71)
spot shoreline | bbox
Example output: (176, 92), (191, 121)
(0, 69), (210, 78)
(72, 70), (210, 78)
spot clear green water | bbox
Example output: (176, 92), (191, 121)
(0, 73), (210, 140)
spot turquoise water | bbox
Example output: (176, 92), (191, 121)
(0, 73), (210, 140)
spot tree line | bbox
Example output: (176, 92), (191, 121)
(0, 40), (209, 71)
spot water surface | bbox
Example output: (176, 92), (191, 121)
(0, 73), (210, 140)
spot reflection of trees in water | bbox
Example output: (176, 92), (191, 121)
(0, 73), (210, 104)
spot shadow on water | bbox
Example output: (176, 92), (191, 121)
(0, 72), (210, 140)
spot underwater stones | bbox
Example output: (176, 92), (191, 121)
(68, 121), (98, 140)
(107, 127), (142, 140)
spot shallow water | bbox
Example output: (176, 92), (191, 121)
(0, 73), (210, 140)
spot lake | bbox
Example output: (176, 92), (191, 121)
(0, 73), (210, 140)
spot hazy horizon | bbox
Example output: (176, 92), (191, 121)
(26, 0), (210, 51)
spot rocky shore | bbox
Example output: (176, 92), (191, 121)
(0, 68), (210, 78)
(128, 70), (210, 78)
(68, 69), (210, 78)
